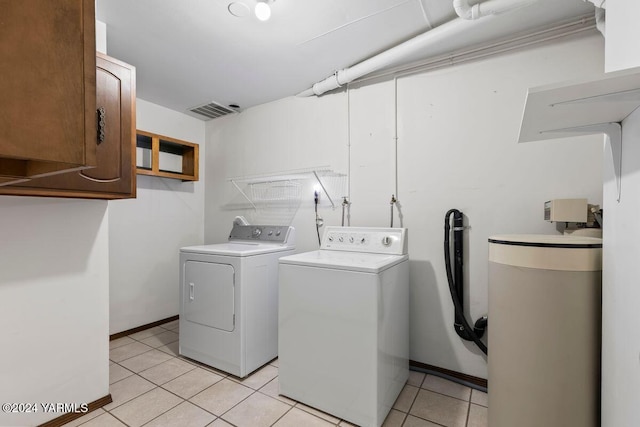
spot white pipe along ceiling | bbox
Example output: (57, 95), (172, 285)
(453, 0), (538, 20)
(297, 0), (540, 98)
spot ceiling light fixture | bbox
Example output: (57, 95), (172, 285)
(228, 2), (250, 18)
(255, 0), (273, 21)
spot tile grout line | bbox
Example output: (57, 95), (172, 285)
(135, 396), (191, 427)
(215, 383), (258, 423)
(268, 403), (295, 427)
(183, 378), (257, 421)
(138, 350), (231, 416)
(208, 375), (337, 427)
(419, 386), (474, 404)
(254, 388), (293, 407)
(111, 353), (174, 376)
(110, 334), (186, 370)
(404, 386), (461, 427)
(397, 374), (424, 427)
(164, 395), (217, 421)
(106, 380), (185, 426)
(108, 366), (198, 413)
(465, 399), (472, 427)
(134, 354), (198, 381)
(160, 380), (220, 407)
(126, 329), (178, 345)
(403, 411), (449, 427)
(101, 322), (184, 425)
(110, 346), (157, 364)
(105, 374), (165, 411)
(104, 409), (129, 427)
(404, 383), (421, 415)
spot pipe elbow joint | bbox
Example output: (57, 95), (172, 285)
(453, 0), (473, 19)
(456, 0), (540, 20)
(311, 81), (325, 96)
(311, 70), (348, 96)
(453, 0), (482, 20)
(471, 4), (481, 19)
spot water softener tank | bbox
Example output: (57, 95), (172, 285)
(488, 234), (602, 427)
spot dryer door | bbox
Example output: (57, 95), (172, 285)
(183, 261), (235, 332)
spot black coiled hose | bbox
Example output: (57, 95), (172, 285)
(444, 209), (488, 355)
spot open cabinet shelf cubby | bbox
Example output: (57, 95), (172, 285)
(136, 130), (199, 181)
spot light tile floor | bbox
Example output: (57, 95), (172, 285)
(64, 320), (488, 427)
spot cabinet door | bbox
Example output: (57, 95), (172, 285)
(0, 54), (137, 199)
(0, 0), (96, 183)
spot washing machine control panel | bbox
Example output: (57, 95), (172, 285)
(322, 226), (407, 255)
(229, 224), (293, 243)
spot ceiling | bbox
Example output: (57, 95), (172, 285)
(96, 0), (596, 119)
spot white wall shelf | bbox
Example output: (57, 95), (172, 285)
(227, 166), (347, 210)
(518, 66), (640, 201)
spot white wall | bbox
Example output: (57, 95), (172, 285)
(0, 199), (109, 426)
(602, 107), (640, 426)
(0, 20), (112, 426)
(109, 99), (205, 334)
(395, 34), (604, 378)
(96, 20), (107, 54)
(205, 94), (349, 249)
(605, 0), (640, 72)
(205, 33), (605, 379)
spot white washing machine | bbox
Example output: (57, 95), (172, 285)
(278, 226), (409, 427)
(179, 223), (295, 378)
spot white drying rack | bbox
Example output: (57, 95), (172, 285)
(227, 166), (346, 210)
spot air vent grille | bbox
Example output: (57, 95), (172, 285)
(188, 101), (238, 120)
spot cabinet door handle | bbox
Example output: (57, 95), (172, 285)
(97, 107), (106, 144)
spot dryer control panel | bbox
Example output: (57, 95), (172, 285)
(229, 224), (294, 244)
(321, 226), (407, 255)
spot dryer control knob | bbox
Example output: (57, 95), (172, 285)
(252, 228), (262, 238)
(382, 236), (392, 246)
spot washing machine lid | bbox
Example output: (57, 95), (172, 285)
(181, 242), (294, 257)
(279, 250), (408, 273)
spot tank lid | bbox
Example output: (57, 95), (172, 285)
(488, 234), (602, 248)
(489, 234), (602, 271)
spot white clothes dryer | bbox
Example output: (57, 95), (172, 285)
(179, 223), (295, 377)
(278, 226), (409, 427)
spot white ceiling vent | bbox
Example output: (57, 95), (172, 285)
(188, 101), (238, 120)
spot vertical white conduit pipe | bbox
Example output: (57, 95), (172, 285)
(394, 76), (399, 202)
(393, 76), (404, 228)
(346, 85), (352, 226)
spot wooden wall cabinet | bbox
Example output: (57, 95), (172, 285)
(0, 54), (137, 199)
(0, 0), (97, 185)
(136, 131), (199, 181)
